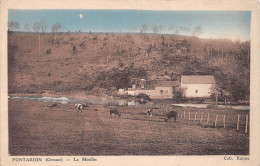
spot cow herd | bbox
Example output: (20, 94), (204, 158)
(74, 103), (177, 122)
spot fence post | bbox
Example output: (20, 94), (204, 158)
(245, 114), (248, 133)
(223, 114), (226, 129)
(215, 114), (218, 128)
(195, 112), (197, 121)
(184, 111), (185, 118)
(237, 114), (240, 131)
(207, 112), (209, 125)
(225, 97), (227, 109)
(181, 111), (183, 118)
(200, 112), (203, 123)
(189, 111), (191, 120)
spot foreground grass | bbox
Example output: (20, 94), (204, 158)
(9, 99), (249, 155)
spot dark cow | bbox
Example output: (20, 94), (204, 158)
(147, 108), (153, 118)
(165, 111), (177, 122)
(49, 103), (58, 108)
(110, 107), (121, 117)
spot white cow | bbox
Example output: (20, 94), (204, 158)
(75, 103), (83, 113)
(147, 108), (153, 118)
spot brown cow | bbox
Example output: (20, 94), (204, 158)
(110, 107), (121, 117)
(165, 111), (177, 122)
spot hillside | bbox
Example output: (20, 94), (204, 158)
(8, 32), (250, 101)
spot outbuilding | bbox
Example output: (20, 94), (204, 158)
(128, 78), (179, 99)
(181, 75), (216, 98)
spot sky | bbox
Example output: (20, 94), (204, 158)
(8, 10), (251, 41)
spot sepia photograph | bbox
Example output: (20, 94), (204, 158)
(7, 9), (251, 156)
(1, 0), (260, 165)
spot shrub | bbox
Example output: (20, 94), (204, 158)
(136, 93), (152, 101)
(173, 87), (184, 102)
(46, 49), (51, 55)
(48, 38), (53, 43)
(92, 36), (98, 40)
(118, 62), (124, 67)
(63, 41), (69, 45)
(79, 42), (85, 48)
(56, 40), (60, 47)
(73, 45), (77, 54)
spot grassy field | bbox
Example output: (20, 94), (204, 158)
(8, 99), (249, 156)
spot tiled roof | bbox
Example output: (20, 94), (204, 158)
(181, 75), (216, 84)
(145, 80), (179, 89)
(155, 81), (179, 87)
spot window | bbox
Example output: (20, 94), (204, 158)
(160, 90), (169, 94)
(140, 83), (145, 89)
(195, 90), (198, 93)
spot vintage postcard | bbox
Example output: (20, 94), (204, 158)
(1, 0), (260, 165)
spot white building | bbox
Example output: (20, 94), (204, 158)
(128, 79), (179, 99)
(181, 75), (216, 98)
(117, 88), (128, 96)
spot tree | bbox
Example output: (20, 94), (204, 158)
(33, 22), (42, 56)
(33, 22), (41, 32)
(152, 25), (160, 34)
(158, 24), (164, 32)
(168, 25), (175, 33)
(8, 22), (13, 31)
(151, 24), (164, 34)
(51, 23), (62, 41)
(40, 19), (48, 32)
(23, 23), (30, 32)
(51, 23), (62, 33)
(192, 25), (203, 37)
(211, 84), (222, 106)
(23, 23), (31, 45)
(8, 21), (19, 31)
(51, 23), (62, 40)
(14, 22), (20, 31)
(173, 87), (185, 102)
(140, 23), (149, 33)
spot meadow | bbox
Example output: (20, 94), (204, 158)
(9, 99), (249, 155)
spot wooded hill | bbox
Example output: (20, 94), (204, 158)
(8, 32), (250, 101)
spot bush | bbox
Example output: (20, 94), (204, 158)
(92, 36), (98, 40)
(79, 42), (85, 48)
(48, 38), (53, 43)
(210, 93), (224, 102)
(136, 93), (152, 101)
(69, 37), (75, 41)
(46, 49), (51, 55)
(73, 45), (77, 54)
(118, 62), (124, 67)
(173, 87), (184, 102)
